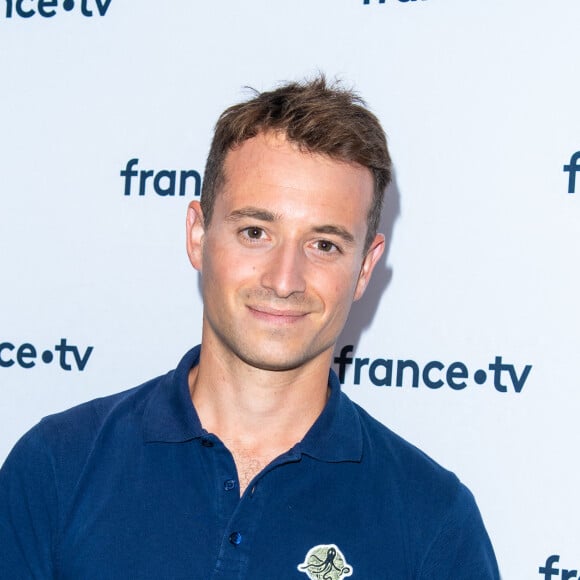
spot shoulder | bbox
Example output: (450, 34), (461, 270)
(3, 371), (170, 478)
(2, 346), (202, 480)
(349, 400), (499, 577)
(350, 398), (470, 519)
(353, 400), (458, 480)
(38, 373), (167, 445)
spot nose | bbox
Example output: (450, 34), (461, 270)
(260, 241), (307, 298)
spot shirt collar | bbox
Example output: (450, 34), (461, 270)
(143, 345), (362, 463)
(142, 346), (205, 443)
(296, 369), (363, 463)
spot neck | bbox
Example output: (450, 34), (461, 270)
(188, 335), (331, 453)
(188, 336), (332, 495)
(191, 359), (329, 446)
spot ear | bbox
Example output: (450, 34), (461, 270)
(353, 234), (385, 301)
(186, 201), (205, 271)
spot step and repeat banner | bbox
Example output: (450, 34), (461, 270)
(1, 1), (579, 578)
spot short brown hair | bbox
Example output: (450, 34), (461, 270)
(201, 76), (392, 252)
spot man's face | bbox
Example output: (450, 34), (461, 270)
(187, 132), (384, 373)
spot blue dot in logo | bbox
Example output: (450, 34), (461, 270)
(474, 370), (487, 385)
(42, 350), (54, 364)
(63, 0), (75, 11)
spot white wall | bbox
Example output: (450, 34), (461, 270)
(1, 1), (579, 577)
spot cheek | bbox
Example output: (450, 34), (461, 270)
(203, 246), (258, 293)
(312, 269), (359, 308)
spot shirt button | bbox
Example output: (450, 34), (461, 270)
(224, 479), (236, 491)
(200, 438), (213, 448)
(229, 531), (243, 546)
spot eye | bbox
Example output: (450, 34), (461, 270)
(315, 239), (339, 253)
(240, 226), (266, 240)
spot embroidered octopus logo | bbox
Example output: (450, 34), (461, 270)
(297, 544), (353, 580)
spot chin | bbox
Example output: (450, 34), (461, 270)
(235, 342), (329, 373)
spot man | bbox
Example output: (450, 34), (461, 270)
(0, 77), (499, 578)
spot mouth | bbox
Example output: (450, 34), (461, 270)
(247, 305), (309, 324)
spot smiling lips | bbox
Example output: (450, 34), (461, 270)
(247, 304), (310, 324)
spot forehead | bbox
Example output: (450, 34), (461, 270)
(219, 132), (374, 228)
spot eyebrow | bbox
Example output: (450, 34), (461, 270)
(312, 225), (355, 245)
(225, 207), (279, 223)
(225, 206), (356, 246)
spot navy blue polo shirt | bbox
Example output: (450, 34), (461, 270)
(0, 346), (499, 579)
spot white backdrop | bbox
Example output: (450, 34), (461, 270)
(1, 1), (579, 578)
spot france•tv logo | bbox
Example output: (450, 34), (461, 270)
(539, 554), (578, 579)
(3, 0), (112, 19)
(0, 339), (93, 371)
(333, 345), (532, 393)
(121, 158), (202, 198)
(563, 152), (580, 194)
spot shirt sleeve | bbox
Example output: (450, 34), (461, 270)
(0, 426), (58, 579)
(418, 483), (500, 579)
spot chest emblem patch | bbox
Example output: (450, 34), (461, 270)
(297, 543), (353, 580)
